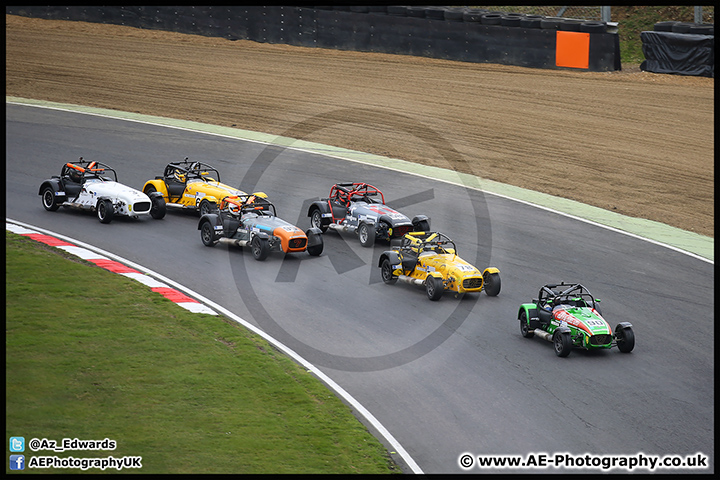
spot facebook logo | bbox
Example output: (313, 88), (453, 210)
(10, 454), (25, 470)
(10, 436), (25, 452)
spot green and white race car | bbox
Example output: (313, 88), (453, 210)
(517, 282), (635, 357)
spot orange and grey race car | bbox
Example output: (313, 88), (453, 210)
(198, 194), (323, 261)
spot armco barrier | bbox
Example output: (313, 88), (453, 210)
(5, 5), (621, 71)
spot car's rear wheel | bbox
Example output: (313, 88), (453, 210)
(615, 325), (635, 353)
(200, 221), (217, 247)
(41, 186), (60, 211)
(381, 259), (398, 285)
(358, 222), (375, 247)
(310, 208), (328, 233)
(97, 199), (114, 224)
(425, 275), (443, 301)
(520, 311), (534, 338)
(251, 235), (270, 261)
(553, 330), (572, 357)
(483, 271), (501, 296)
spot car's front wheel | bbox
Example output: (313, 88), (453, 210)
(200, 221), (217, 247)
(198, 199), (215, 216)
(483, 271), (501, 296)
(41, 186), (60, 211)
(520, 311), (534, 338)
(615, 325), (635, 353)
(381, 259), (398, 285)
(425, 275), (443, 301)
(97, 199), (114, 224)
(414, 219), (430, 232)
(553, 330), (572, 357)
(150, 194), (166, 219)
(251, 235), (270, 261)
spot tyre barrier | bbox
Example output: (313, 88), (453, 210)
(500, 15), (521, 27)
(6, 5), (622, 72)
(480, 13), (502, 26)
(640, 30), (714, 77)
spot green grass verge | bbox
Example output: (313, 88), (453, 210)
(5, 231), (400, 474)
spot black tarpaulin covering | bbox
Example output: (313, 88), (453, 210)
(640, 31), (714, 77)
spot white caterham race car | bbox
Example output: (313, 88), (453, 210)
(39, 158), (166, 223)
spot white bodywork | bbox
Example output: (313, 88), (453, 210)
(65, 178), (152, 217)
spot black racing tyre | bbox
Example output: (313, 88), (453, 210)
(480, 13), (502, 25)
(689, 24), (714, 35)
(653, 21), (677, 32)
(200, 221), (217, 247)
(381, 258), (398, 285)
(540, 18), (561, 29)
(41, 186), (60, 211)
(558, 19), (583, 32)
(444, 9), (465, 22)
(251, 235), (270, 261)
(386, 5), (407, 16)
(553, 331), (572, 357)
(483, 271), (501, 296)
(520, 311), (534, 338)
(309, 208), (328, 233)
(425, 275), (443, 301)
(414, 219), (430, 232)
(671, 22), (693, 33)
(615, 325), (635, 353)
(580, 21), (607, 33)
(150, 194), (166, 219)
(424, 7), (446, 20)
(306, 232), (323, 257)
(463, 10), (487, 22)
(358, 222), (375, 247)
(520, 17), (542, 29)
(501, 15), (521, 27)
(406, 6), (426, 18)
(97, 199), (114, 224)
(198, 199), (215, 216)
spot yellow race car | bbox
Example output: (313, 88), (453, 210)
(378, 231), (501, 301)
(142, 158), (247, 215)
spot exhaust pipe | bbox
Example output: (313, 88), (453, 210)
(328, 223), (357, 234)
(397, 275), (424, 286)
(218, 237), (250, 247)
(532, 329), (554, 342)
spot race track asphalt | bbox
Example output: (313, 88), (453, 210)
(6, 101), (714, 474)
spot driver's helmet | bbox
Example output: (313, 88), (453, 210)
(173, 168), (185, 183)
(228, 203), (241, 216)
(69, 169), (82, 183)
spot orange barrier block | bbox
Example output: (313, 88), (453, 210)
(556, 31), (590, 69)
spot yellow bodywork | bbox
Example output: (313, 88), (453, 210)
(143, 175), (247, 211)
(393, 232), (498, 294)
